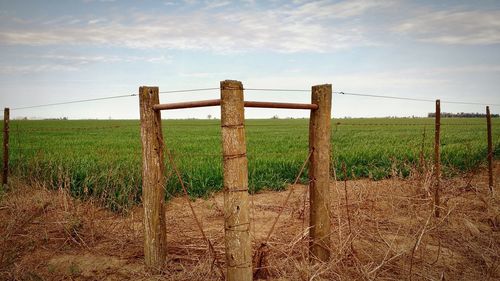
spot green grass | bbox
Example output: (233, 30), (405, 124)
(1, 118), (498, 211)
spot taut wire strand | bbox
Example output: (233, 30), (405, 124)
(263, 149), (313, 244)
(11, 93), (137, 110)
(5, 87), (499, 110)
(165, 148), (225, 279)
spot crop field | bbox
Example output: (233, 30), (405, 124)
(2, 118), (498, 211)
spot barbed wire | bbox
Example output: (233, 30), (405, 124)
(335, 91), (498, 106)
(8, 87), (220, 111)
(10, 93), (138, 110)
(245, 88), (499, 106)
(336, 91), (435, 103)
(3, 86), (499, 111)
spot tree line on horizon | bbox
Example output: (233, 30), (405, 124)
(428, 112), (499, 118)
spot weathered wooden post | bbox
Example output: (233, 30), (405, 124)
(434, 100), (441, 218)
(308, 84), (332, 262)
(486, 106), (494, 193)
(2, 108), (9, 186)
(139, 86), (167, 271)
(220, 80), (252, 281)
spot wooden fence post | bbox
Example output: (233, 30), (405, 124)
(2, 108), (9, 186)
(309, 84), (332, 262)
(434, 100), (441, 218)
(486, 106), (494, 193)
(220, 80), (252, 281)
(139, 86), (167, 271)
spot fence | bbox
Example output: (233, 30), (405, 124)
(139, 81), (331, 279)
(0, 80), (497, 280)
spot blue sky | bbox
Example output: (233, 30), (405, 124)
(0, 0), (499, 119)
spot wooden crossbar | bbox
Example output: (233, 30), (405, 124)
(153, 99), (318, 111)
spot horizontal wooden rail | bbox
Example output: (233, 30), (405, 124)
(154, 99), (318, 111)
(244, 101), (318, 110)
(153, 99), (221, 110)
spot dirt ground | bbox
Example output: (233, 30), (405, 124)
(0, 163), (499, 281)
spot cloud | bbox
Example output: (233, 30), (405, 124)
(286, 0), (395, 19)
(88, 19), (105, 25)
(394, 9), (500, 45)
(35, 54), (172, 64)
(0, 53), (172, 74)
(205, 0), (231, 9)
(0, 64), (79, 74)
(0, 1), (391, 53)
(179, 71), (229, 78)
(419, 65), (500, 74)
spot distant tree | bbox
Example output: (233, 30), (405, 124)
(207, 114), (212, 120)
(428, 112), (499, 118)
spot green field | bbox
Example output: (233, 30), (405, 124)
(2, 118), (498, 211)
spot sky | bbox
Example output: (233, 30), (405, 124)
(0, 0), (499, 119)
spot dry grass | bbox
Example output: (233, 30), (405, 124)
(0, 162), (499, 280)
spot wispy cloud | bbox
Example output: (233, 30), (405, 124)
(179, 71), (229, 78)
(205, 0), (231, 9)
(0, 64), (79, 74)
(394, 9), (500, 45)
(36, 54), (171, 64)
(0, 53), (171, 74)
(286, 0), (395, 19)
(419, 64), (500, 74)
(0, 1), (391, 53)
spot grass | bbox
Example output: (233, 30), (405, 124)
(1, 118), (498, 211)
(1, 169), (499, 280)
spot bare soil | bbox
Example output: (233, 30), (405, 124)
(0, 163), (499, 280)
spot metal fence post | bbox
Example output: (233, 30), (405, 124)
(486, 106), (494, 193)
(434, 100), (441, 218)
(3, 108), (9, 186)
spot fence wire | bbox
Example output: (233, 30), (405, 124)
(1, 83), (497, 280)
(4, 86), (499, 111)
(10, 93), (138, 110)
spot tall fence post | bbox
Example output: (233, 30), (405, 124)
(486, 106), (494, 193)
(308, 84), (332, 262)
(139, 86), (167, 272)
(220, 80), (252, 281)
(434, 99), (441, 218)
(2, 108), (9, 186)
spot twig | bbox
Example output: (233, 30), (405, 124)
(342, 162), (355, 256)
(430, 239), (441, 265)
(165, 148), (225, 279)
(264, 150), (313, 244)
(419, 126), (427, 176)
(342, 163), (353, 237)
(409, 209), (433, 281)
(369, 225), (403, 277)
